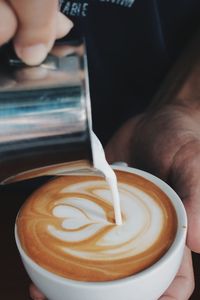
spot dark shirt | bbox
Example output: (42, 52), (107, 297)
(61, 0), (200, 143)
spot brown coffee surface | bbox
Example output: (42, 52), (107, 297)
(17, 170), (177, 282)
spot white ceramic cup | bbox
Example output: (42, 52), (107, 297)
(15, 166), (187, 300)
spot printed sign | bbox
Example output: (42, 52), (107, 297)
(59, 0), (135, 17)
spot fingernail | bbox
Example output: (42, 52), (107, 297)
(15, 44), (47, 66)
(67, 19), (74, 31)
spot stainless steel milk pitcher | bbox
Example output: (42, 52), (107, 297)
(0, 39), (93, 184)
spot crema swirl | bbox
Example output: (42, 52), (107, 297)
(17, 170), (177, 281)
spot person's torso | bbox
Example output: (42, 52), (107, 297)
(61, 0), (200, 143)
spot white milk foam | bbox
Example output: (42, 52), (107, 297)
(17, 165), (177, 281)
(49, 179), (163, 260)
(91, 132), (122, 225)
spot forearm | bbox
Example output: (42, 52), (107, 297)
(149, 28), (200, 111)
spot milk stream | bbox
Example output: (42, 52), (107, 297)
(91, 132), (122, 225)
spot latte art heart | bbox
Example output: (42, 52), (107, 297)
(17, 170), (177, 281)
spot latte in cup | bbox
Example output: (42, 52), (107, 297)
(16, 169), (177, 282)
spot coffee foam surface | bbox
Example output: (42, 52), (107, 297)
(17, 170), (177, 281)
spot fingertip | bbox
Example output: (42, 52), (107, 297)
(15, 44), (48, 66)
(29, 283), (46, 300)
(56, 12), (74, 39)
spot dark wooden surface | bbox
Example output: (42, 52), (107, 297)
(1, 181), (199, 300)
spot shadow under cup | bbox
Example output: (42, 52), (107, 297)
(15, 166), (187, 300)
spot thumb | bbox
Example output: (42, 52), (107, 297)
(29, 283), (47, 300)
(105, 115), (143, 164)
(169, 139), (200, 253)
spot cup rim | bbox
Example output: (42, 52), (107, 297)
(15, 165), (187, 287)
